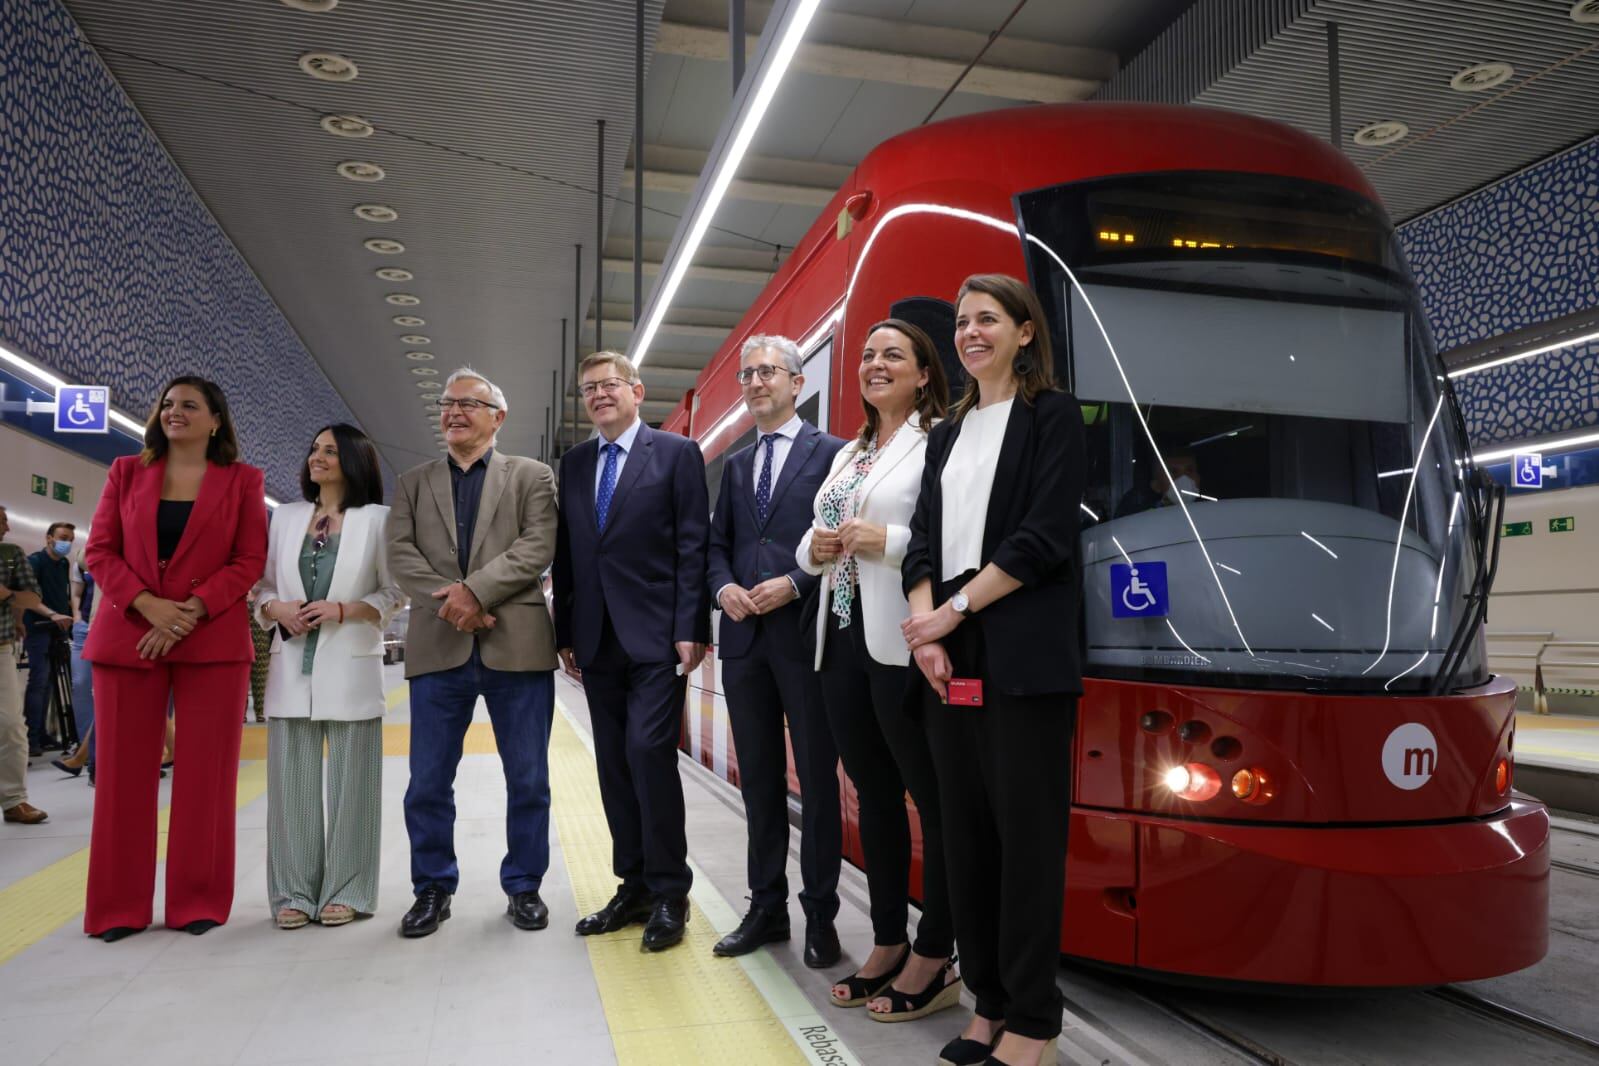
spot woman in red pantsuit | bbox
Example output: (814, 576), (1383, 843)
(83, 376), (267, 941)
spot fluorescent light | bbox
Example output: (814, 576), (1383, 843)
(632, 0), (822, 367)
(1447, 329), (1599, 379)
(0, 339), (144, 441)
(264, 495), (282, 509)
(1473, 430), (1599, 463)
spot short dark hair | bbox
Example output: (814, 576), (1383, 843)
(141, 376), (240, 465)
(46, 522), (76, 538)
(299, 423), (384, 509)
(857, 318), (949, 447)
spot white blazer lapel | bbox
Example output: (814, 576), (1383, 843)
(278, 502), (313, 603)
(324, 505), (370, 604)
(854, 424), (923, 511)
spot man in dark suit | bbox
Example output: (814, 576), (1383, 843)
(707, 334), (846, 967)
(554, 351), (710, 953)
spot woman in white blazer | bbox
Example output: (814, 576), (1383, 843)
(796, 319), (957, 1022)
(255, 424), (402, 929)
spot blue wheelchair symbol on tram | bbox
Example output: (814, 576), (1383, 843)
(1512, 452), (1543, 490)
(1111, 562), (1169, 618)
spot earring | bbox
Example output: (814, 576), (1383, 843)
(210, 426), (218, 438)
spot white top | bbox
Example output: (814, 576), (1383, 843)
(750, 412), (803, 496)
(593, 416), (643, 498)
(940, 398), (1012, 580)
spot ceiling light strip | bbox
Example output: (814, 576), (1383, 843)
(1446, 328), (1599, 379)
(1473, 429), (1599, 464)
(629, 0), (823, 368)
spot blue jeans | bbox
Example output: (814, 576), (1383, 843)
(70, 621), (94, 767)
(22, 627), (56, 748)
(404, 645), (554, 896)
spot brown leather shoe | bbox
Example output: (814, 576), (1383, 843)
(3, 802), (48, 825)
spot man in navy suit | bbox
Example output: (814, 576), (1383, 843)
(707, 334), (846, 967)
(554, 351), (710, 953)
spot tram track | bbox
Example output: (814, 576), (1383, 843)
(1551, 857), (1599, 878)
(1428, 986), (1599, 1060)
(1124, 986), (1301, 1066)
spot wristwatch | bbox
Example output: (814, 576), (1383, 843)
(950, 591), (974, 617)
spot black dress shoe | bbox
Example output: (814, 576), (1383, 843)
(803, 918), (842, 969)
(51, 758), (82, 778)
(713, 904), (790, 957)
(399, 886), (452, 939)
(182, 919), (220, 936)
(641, 896), (690, 952)
(576, 886), (654, 936)
(92, 926), (144, 943)
(507, 891), (549, 931)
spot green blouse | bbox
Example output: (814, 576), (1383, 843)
(297, 531), (341, 675)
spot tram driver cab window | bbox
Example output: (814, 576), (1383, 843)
(1021, 171), (1486, 693)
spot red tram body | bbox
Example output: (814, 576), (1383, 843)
(664, 104), (1548, 987)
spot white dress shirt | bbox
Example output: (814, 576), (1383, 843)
(593, 416), (644, 500)
(940, 398), (1013, 580)
(750, 413), (803, 498)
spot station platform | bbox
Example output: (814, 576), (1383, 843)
(1515, 712), (1599, 816)
(4, 673), (1599, 1066)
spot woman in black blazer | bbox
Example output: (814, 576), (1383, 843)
(900, 274), (1085, 1066)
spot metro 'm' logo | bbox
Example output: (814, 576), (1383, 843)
(1382, 723), (1439, 790)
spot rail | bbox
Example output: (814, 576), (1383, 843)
(1486, 632), (1599, 714)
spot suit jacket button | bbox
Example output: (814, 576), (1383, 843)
(759, 537), (769, 545)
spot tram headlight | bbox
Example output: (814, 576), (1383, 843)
(1163, 762), (1221, 802)
(1231, 767), (1274, 805)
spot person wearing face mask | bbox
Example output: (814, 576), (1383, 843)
(22, 522), (77, 755)
(255, 423), (402, 929)
(1114, 451), (1201, 517)
(900, 275), (1086, 1066)
(796, 320), (961, 1022)
(83, 376), (268, 941)
(553, 351), (710, 953)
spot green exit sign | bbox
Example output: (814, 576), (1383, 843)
(1550, 516), (1576, 533)
(1503, 521), (1534, 537)
(51, 482), (73, 504)
(30, 474), (47, 496)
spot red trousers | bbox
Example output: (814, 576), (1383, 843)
(85, 661), (249, 934)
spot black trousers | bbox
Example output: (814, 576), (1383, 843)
(922, 584), (1075, 1041)
(819, 595), (953, 957)
(582, 615), (692, 899)
(721, 623), (842, 921)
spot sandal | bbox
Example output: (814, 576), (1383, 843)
(319, 904), (356, 927)
(829, 944), (910, 1007)
(868, 955), (962, 1023)
(276, 908), (310, 930)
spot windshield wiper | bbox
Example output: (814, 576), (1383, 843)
(1430, 467), (1504, 695)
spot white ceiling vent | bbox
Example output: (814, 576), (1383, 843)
(411, 367), (439, 376)
(385, 293), (421, 306)
(1352, 120), (1409, 147)
(282, 0), (339, 10)
(400, 335), (431, 345)
(406, 352), (435, 361)
(1573, 0), (1599, 24)
(416, 381), (440, 389)
(354, 203), (399, 223)
(1450, 62), (1514, 92)
(298, 52), (358, 82)
(336, 161), (385, 182)
(376, 268), (413, 282)
(364, 238), (405, 254)
(320, 114), (372, 139)
(391, 315), (426, 327)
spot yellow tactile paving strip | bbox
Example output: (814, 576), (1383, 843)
(546, 710), (811, 1065)
(0, 760), (269, 966)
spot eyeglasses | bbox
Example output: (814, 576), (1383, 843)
(579, 378), (633, 398)
(736, 365), (794, 385)
(435, 398), (500, 413)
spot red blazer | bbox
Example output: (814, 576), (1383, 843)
(84, 456), (269, 668)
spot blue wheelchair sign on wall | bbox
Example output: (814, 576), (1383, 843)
(1512, 452), (1543, 489)
(54, 386), (110, 434)
(1111, 561), (1169, 618)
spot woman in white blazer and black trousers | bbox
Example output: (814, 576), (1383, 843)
(255, 424), (402, 929)
(797, 319), (958, 1022)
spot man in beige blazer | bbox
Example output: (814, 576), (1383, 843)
(386, 367), (558, 939)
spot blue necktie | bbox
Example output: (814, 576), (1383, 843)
(596, 442), (620, 533)
(755, 433), (779, 526)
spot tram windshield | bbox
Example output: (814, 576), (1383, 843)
(1018, 171), (1488, 693)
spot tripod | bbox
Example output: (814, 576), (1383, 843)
(45, 628), (78, 750)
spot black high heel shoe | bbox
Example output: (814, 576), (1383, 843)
(868, 954), (962, 1023)
(938, 1022), (1004, 1066)
(828, 943), (910, 1008)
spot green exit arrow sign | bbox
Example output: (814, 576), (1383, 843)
(1550, 516), (1576, 533)
(1502, 521), (1534, 537)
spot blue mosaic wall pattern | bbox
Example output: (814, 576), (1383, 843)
(0, 0), (356, 499)
(1398, 136), (1599, 448)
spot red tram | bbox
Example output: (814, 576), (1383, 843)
(664, 103), (1548, 987)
